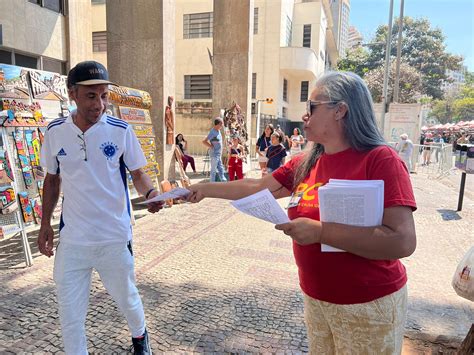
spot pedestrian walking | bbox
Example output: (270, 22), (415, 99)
(256, 124), (274, 177)
(396, 133), (414, 172)
(202, 117), (227, 182)
(289, 127), (305, 157)
(38, 61), (162, 355)
(422, 133), (433, 166)
(186, 71), (417, 354)
(227, 135), (244, 180)
(265, 132), (286, 173)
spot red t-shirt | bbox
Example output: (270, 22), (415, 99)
(272, 145), (417, 304)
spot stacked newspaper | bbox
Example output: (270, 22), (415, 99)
(318, 179), (384, 252)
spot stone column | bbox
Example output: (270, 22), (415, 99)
(66, 1), (93, 67)
(212, 0), (254, 139)
(106, 0), (175, 181)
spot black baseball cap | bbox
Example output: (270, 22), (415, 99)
(67, 61), (116, 87)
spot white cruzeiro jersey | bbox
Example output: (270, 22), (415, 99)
(40, 113), (147, 246)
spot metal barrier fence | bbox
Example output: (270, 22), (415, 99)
(388, 142), (454, 178)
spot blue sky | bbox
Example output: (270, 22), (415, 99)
(349, 0), (474, 71)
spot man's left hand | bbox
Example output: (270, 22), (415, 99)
(275, 217), (321, 245)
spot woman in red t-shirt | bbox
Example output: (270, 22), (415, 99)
(186, 71), (417, 354)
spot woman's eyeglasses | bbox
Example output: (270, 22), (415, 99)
(306, 100), (339, 116)
(77, 133), (88, 161)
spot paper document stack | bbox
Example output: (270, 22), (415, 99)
(318, 179), (384, 252)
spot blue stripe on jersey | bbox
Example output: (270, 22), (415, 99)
(106, 116), (128, 127)
(59, 196), (65, 232)
(47, 118), (66, 131)
(119, 155), (131, 218)
(107, 121), (128, 130)
(107, 120), (128, 129)
(56, 157), (60, 174)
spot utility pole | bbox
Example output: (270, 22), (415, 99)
(380, 0), (395, 137)
(393, 0), (405, 103)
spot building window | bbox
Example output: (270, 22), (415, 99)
(282, 107), (288, 118)
(42, 57), (66, 74)
(285, 16), (292, 46)
(91, 0), (106, 4)
(283, 78), (288, 102)
(254, 8), (259, 34)
(15, 52), (38, 69)
(43, 0), (62, 12)
(184, 75), (212, 99)
(303, 24), (311, 48)
(28, 0), (65, 14)
(0, 49), (12, 64)
(183, 12), (213, 39)
(300, 81), (309, 102)
(252, 73), (257, 99)
(93, 31), (107, 52)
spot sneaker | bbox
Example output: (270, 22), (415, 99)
(131, 329), (152, 355)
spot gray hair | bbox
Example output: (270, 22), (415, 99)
(293, 71), (386, 190)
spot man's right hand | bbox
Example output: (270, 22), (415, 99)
(38, 224), (55, 257)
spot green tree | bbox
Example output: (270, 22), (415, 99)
(452, 97), (474, 121)
(428, 99), (453, 123)
(364, 61), (423, 103)
(336, 47), (370, 77)
(371, 17), (462, 99)
(343, 17), (463, 100)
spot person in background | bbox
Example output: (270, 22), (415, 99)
(38, 61), (161, 355)
(227, 135), (245, 180)
(186, 71), (416, 354)
(202, 117), (227, 182)
(289, 127), (305, 157)
(457, 131), (469, 144)
(175, 133), (196, 174)
(433, 133), (444, 163)
(422, 132), (433, 166)
(265, 132), (287, 173)
(396, 133), (414, 173)
(256, 124), (274, 176)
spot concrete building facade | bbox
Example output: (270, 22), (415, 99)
(347, 25), (363, 49)
(330, 0), (351, 57)
(1, 0), (346, 154)
(0, 0), (93, 73)
(90, 0), (343, 139)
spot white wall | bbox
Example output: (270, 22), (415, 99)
(0, 0), (67, 61)
(175, 1), (213, 102)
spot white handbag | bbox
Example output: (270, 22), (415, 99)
(452, 246), (474, 302)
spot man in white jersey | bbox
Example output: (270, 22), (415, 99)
(38, 61), (161, 355)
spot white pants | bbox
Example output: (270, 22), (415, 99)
(53, 241), (146, 355)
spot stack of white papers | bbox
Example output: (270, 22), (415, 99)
(138, 187), (190, 204)
(318, 179), (384, 252)
(230, 189), (290, 225)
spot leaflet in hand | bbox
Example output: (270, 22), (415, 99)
(231, 188), (290, 225)
(138, 187), (191, 204)
(318, 179), (384, 252)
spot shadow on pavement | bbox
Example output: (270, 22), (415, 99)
(436, 209), (462, 221)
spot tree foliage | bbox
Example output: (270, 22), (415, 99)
(428, 72), (474, 123)
(339, 16), (463, 102)
(453, 97), (474, 121)
(364, 61), (423, 103)
(369, 17), (462, 99)
(336, 47), (370, 77)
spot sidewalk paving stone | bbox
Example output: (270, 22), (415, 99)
(0, 166), (472, 353)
